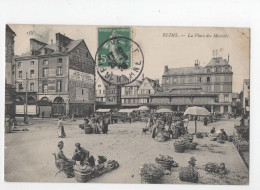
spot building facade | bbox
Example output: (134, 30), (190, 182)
(121, 80), (142, 108)
(242, 79), (250, 114)
(14, 33), (95, 117)
(5, 25), (16, 117)
(161, 56), (233, 114)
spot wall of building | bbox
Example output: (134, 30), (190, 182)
(38, 55), (69, 96)
(15, 58), (39, 93)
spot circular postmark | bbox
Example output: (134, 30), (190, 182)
(95, 36), (144, 86)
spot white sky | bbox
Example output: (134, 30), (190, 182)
(10, 24), (250, 93)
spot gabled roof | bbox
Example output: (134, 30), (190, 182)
(124, 80), (141, 87)
(206, 57), (228, 67)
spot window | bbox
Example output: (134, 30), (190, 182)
(215, 76), (219, 82)
(18, 82), (23, 91)
(82, 90), (84, 95)
(43, 60), (48, 65)
(30, 61), (34, 66)
(17, 62), (22, 68)
(56, 81), (62, 92)
(99, 90), (101, 94)
(30, 83), (34, 91)
(215, 96), (219, 102)
(224, 94), (229, 102)
(43, 84), (48, 93)
(207, 68), (211, 73)
(147, 90), (151, 94)
(57, 58), (62, 63)
(216, 67), (221, 72)
(57, 67), (62, 76)
(43, 68), (48, 77)
(207, 77), (210, 83)
(225, 67), (229, 72)
(44, 49), (48, 55)
(59, 47), (62, 52)
(199, 77), (202, 83)
(98, 85), (101, 87)
(30, 70), (34, 78)
(77, 49), (80, 54)
(19, 71), (22, 78)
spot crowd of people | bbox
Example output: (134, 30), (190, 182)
(55, 141), (101, 176)
(144, 113), (189, 139)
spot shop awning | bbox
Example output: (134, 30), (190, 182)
(96, 109), (111, 113)
(118, 109), (135, 113)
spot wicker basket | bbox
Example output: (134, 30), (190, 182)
(156, 160), (173, 170)
(174, 142), (186, 153)
(84, 127), (92, 134)
(63, 165), (74, 178)
(74, 170), (92, 183)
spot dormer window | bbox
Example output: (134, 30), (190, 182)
(207, 68), (211, 73)
(44, 48), (48, 55)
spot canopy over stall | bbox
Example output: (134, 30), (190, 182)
(156, 108), (173, 113)
(138, 106), (150, 111)
(184, 106), (210, 134)
(96, 109), (111, 113)
(118, 109), (135, 113)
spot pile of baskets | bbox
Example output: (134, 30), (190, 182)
(174, 140), (198, 153)
(73, 164), (92, 183)
(84, 126), (93, 134)
(204, 162), (227, 175)
(154, 131), (169, 142)
(139, 163), (164, 184)
(174, 140), (187, 153)
(155, 155), (178, 170)
(105, 160), (120, 172)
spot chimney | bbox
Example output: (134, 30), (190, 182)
(164, 65), (169, 73)
(56, 32), (72, 48)
(194, 59), (199, 69)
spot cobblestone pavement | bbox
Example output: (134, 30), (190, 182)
(4, 117), (249, 184)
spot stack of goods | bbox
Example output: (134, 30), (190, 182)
(139, 163), (165, 184)
(174, 140), (187, 153)
(91, 163), (107, 178)
(183, 134), (193, 142)
(174, 140), (198, 152)
(186, 142), (198, 150)
(154, 131), (169, 142)
(105, 160), (120, 172)
(155, 155), (178, 170)
(84, 125), (92, 134)
(179, 157), (199, 183)
(196, 133), (203, 138)
(204, 162), (227, 175)
(74, 164), (92, 183)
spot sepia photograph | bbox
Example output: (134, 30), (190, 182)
(4, 24), (250, 185)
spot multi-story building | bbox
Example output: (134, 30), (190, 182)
(14, 33), (95, 117)
(159, 56), (233, 114)
(137, 77), (161, 107)
(121, 80), (142, 108)
(5, 25), (16, 117)
(242, 79), (250, 114)
(96, 76), (107, 103)
(105, 84), (121, 108)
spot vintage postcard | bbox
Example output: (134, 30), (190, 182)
(4, 24), (250, 184)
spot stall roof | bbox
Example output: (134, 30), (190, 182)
(118, 109), (135, 113)
(96, 109), (111, 113)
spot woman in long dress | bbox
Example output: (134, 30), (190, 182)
(57, 117), (66, 138)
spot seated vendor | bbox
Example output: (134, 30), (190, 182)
(72, 143), (96, 167)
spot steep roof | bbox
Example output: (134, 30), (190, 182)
(206, 57), (228, 67)
(124, 80), (141, 87)
(16, 39), (84, 58)
(163, 66), (203, 76)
